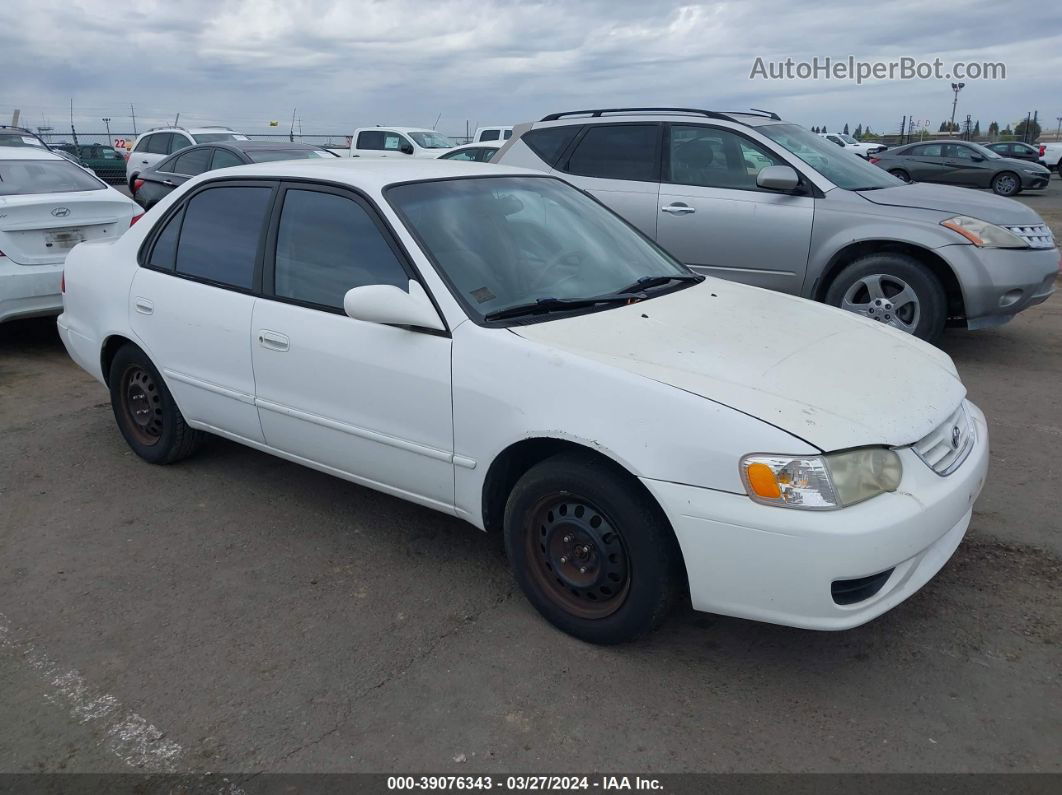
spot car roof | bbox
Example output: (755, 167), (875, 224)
(199, 157), (537, 192)
(0, 145), (64, 161)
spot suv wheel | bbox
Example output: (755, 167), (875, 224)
(504, 451), (681, 644)
(825, 253), (946, 342)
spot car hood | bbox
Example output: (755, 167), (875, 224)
(512, 282), (965, 451)
(857, 181), (1044, 224)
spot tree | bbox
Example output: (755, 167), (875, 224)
(988, 121), (999, 137)
(854, 123), (863, 139)
(843, 123), (849, 135)
(822, 125), (827, 133)
(1001, 126), (1013, 137)
(973, 120), (981, 137)
(1015, 118), (1041, 141)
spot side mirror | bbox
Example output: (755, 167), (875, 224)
(400, 142), (414, 155)
(343, 280), (445, 331)
(756, 165), (800, 192)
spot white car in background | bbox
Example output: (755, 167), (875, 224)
(1039, 141), (1062, 174)
(0, 146), (139, 323)
(346, 127), (453, 158)
(473, 125), (513, 142)
(819, 132), (886, 159)
(126, 126), (249, 191)
(58, 158), (988, 644)
(436, 140), (503, 162)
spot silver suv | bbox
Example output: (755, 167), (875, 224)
(494, 108), (1058, 340)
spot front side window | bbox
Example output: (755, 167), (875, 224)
(175, 186), (273, 289)
(0, 159), (105, 195)
(479, 129), (500, 141)
(758, 123), (898, 190)
(172, 147), (212, 175)
(167, 134), (192, 154)
(408, 131), (451, 149)
(667, 125), (783, 190)
(565, 124), (659, 182)
(273, 189), (408, 309)
(388, 176), (689, 322)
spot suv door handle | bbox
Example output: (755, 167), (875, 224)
(661, 203), (696, 215)
(258, 330), (290, 352)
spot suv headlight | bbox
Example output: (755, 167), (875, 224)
(740, 448), (902, 510)
(941, 215), (1027, 248)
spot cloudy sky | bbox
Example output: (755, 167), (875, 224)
(2, 0), (1060, 139)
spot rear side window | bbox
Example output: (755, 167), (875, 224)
(172, 148), (212, 175)
(0, 159), (105, 195)
(564, 124), (659, 182)
(211, 149), (244, 169)
(148, 207), (184, 270)
(479, 129), (500, 141)
(273, 189), (408, 309)
(521, 126), (579, 167)
(175, 186), (272, 289)
(357, 131), (403, 151)
(146, 134), (172, 155)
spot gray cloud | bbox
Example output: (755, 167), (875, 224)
(2, 0), (1060, 138)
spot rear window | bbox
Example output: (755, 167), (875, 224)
(521, 126), (579, 167)
(246, 149), (335, 163)
(0, 133), (46, 148)
(0, 159), (105, 195)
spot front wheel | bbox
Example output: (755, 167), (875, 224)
(991, 171), (1021, 196)
(825, 253), (947, 342)
(888, 168), (911, 182)
(504, 452), (681, 644)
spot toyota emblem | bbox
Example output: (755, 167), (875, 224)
(951, 426), (961, 449)
(51, 207), (71, 217)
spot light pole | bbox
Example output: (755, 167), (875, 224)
(949, 82), (965, 135)
(1056, 116), (1061, 142)
(102, 117), (111, 143)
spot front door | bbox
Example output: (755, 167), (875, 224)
(250, 184), (455, 511)
(656, 123), (813, 294)
(129, 181), (275, 443)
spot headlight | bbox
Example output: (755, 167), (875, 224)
(941, 215), (1027, 248)
(740, 448), (902, 510)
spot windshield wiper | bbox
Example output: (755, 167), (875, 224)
(484, 294), (643, 322)
(613, 273), (704, 295)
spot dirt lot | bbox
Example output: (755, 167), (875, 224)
(1, 204), (1061, 775)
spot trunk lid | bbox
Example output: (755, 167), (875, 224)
(512, 281), (965, 451)
(0, 192), (132, 265)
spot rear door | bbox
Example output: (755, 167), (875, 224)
(129, 180), (275, 443)
(130, 132), (172, 174)
(550, 123), (662, 238)
(901, 143), (947, 181)
(655, 123), (813, 293)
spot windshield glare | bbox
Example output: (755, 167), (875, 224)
(388, 177), (690, 320)
(192, 133), (247, 143)
(839, 134), (858, 144)
(409, 132), (452, 149)
(760, 123), (900, 190)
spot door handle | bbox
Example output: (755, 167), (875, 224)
(141, 159), (149, 164)
(134, 297), (153, 315)
(163, 180), (174, 186)
(661, 203), (696, 215)
(258, 330), (290, 352)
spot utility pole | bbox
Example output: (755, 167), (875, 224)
(10, 108), (19, 127)
(1056, 116), (1062, 141)
(69, 98), (80, 149)
(130, 103), (138, 135)
(289, 107), (297, 143)
(102, 117), (112, 142)
(949, 82), (965, 135)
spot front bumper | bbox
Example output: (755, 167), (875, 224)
(0, 258), (63, 323)
(941, 244), (1059, 329)
(1021, 172), (1051, 190)
(641, 402), (989, 630)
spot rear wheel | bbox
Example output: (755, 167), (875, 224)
(991, 171), (1021, 196)
(825, 253), (946, 342)
(504, 451), (681, 644)
(109, 345), (204, 464)
(888, 168), (911, 182)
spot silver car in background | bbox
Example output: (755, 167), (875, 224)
(494, 108), (1058, 341)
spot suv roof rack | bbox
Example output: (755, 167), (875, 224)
(142, 125), (233, 134)
(539, 107), (782, 122)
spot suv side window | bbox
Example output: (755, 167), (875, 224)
(564, 124), (659, 182)
(168, 133), (192, 154)
(175, 186), (273, 290)
(272, 188), (409, 309)
(522, 126), (580, 167)
(667, 125), (783, 190)
(172, 147), (212, 175)
(146, 133), (172, 155)
(133, 135), (152, 153)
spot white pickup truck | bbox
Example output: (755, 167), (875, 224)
(818, 132), (886, 159)
(333, 127), (454, 158)
(1038, 142), (1062, 174)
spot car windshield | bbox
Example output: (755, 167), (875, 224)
(760, 123), (899, 190)
(387, 176), (692, 321)
(838, 134), (858, 144)
(408, 132), (452, 149)
(192, 132), (248, 143)
(0, 159), (105, 195)
(247, 148), (336, 162)
(0, 132), (47, 148)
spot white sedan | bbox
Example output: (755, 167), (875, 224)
(0, 146), (140, 323)
(437, 141), (504, 163)
(58, 158), (988, 644)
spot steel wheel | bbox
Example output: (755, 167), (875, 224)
(525, 494), (631, 620)
(119, 365), (164, 446)
(992, 172), (1019, 196)
(840, 273), (921, 334)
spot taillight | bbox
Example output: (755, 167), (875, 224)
(130, 213), (144, 226)
(1039, 145), (1046, 157)
(61, 272), (66, 294)
(133, 178), (144, 193)
(870, 157), (880, 165)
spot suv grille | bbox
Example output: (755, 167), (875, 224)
(913, 403), (975, 476)
(1004, 224), (1054, 249)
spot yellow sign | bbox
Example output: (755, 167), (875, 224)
(269, 120), (279, 127)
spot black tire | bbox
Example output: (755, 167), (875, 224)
(991, 171), (1021, 196)
(108, 344), (204, 464)
(824, 253), (947, 342)
(888, 168), (911, 182)
(503, 451), (682, 644)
